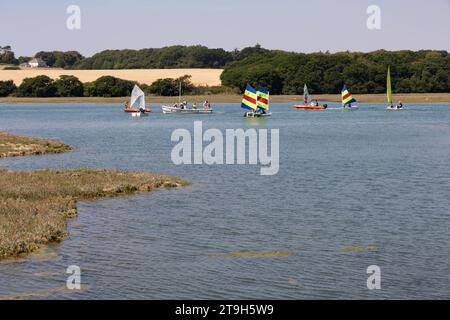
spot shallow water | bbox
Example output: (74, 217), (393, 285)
(0, 102), (449, 299)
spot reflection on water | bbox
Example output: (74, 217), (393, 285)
(0, 102), (450, 299)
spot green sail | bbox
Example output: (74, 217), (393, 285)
(387, 66), (393, 104)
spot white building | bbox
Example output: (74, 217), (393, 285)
(28, 58), (47, 68)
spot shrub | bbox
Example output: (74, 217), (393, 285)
(16, 75), (57, 97)
(0, 80), (17, 97)
(54, 75), (84, 97)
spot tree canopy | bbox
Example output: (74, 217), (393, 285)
(221, 49), (450, 94)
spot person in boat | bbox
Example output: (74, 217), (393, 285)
(323, 104), (328, 109)
(124, 102), (130, 110)
(192, 103), (197, 110)
(203, 100), (210, 109)
(397, 101), (403, 109)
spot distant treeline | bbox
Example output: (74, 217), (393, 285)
(1, 45), (271, 69)
(0, 75), (233, 98)
(2, 45), (450, 94)
(221, 49), (450, 94)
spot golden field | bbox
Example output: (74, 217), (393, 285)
(0, 68), (223, 86)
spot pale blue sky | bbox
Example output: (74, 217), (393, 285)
(1, 0), (450, 57)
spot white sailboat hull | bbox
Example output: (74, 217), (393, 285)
(161, 106), (213, 114)
(244, 111), (272, 118)
(386, 106), (404, 110)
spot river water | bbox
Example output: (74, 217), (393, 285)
(0, 102), (449, 299)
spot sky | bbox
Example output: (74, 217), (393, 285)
(1, 0), (450, 57)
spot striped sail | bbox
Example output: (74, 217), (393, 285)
(256, 87), (269, 110)
(241, 84), (257, 111)
(341, 85), (356, 106)
(303, 84), (311, 104)
(387, 66), (393, 104)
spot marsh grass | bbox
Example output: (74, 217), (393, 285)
(0, 132), (72, 158)
(0, 168), (190, 260)
(0, 132), (189, 260)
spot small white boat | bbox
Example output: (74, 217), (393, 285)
(244, 111), (272, 118)
(161, 81), (212, 114)
(386, 105), (403, 110)
(161, 105), (213, 114)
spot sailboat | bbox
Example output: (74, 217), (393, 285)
(242, 84), (272, 117)
(385, 66), (404, 110)
(293, 84), (328, 110)
(341, 85), (359, 110)
(161, 81), (213, 114)
(124, 85), (152, 117)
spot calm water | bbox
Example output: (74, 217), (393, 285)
(0, 102), (449, 299)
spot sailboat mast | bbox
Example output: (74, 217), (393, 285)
(178, 81), (182, 105)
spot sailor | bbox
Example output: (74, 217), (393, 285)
(192, 103), (197, 109)
(397, 101), (403, 108)
(203, 100), (210, 109)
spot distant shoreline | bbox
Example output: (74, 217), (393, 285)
(1, 93), (450, 104)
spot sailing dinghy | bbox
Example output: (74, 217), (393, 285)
(293, 84), (328, 110)
(385, 66), (404, 110)
(242, 84), (272, 117)
(341, 85), (359, 110)
(124, 85), (152, 117)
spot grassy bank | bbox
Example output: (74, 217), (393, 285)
(1, 93), (450, 104)
(0, 133), (189, 260)
(0, 132), (72, 158)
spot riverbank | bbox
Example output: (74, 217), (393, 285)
(0, 132), (72, 158)
(1, 93), (450, 104)
(0, 133), (189, 260)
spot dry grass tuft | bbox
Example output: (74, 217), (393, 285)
(0, 132), (72, 158)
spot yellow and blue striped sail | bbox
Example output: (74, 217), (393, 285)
(341, 85), (356, 106)
(241, 84), (257, 111)
(256, 87), (269, 110)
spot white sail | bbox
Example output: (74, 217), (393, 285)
(130, 85), (145, 109)
(303, 84), (311, 104)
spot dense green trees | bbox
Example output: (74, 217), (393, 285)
(83, 76), (135, 97)
(0, 46), (18, 64)
(54, 75), (84, 97)
(17, 76), (57, 97)
(221, 49), (450, 94)
(148, 75), (194, 96)
(72, 45), (234, 69)
(34, 51), (84, 68)
(0, 81), (17, 97)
